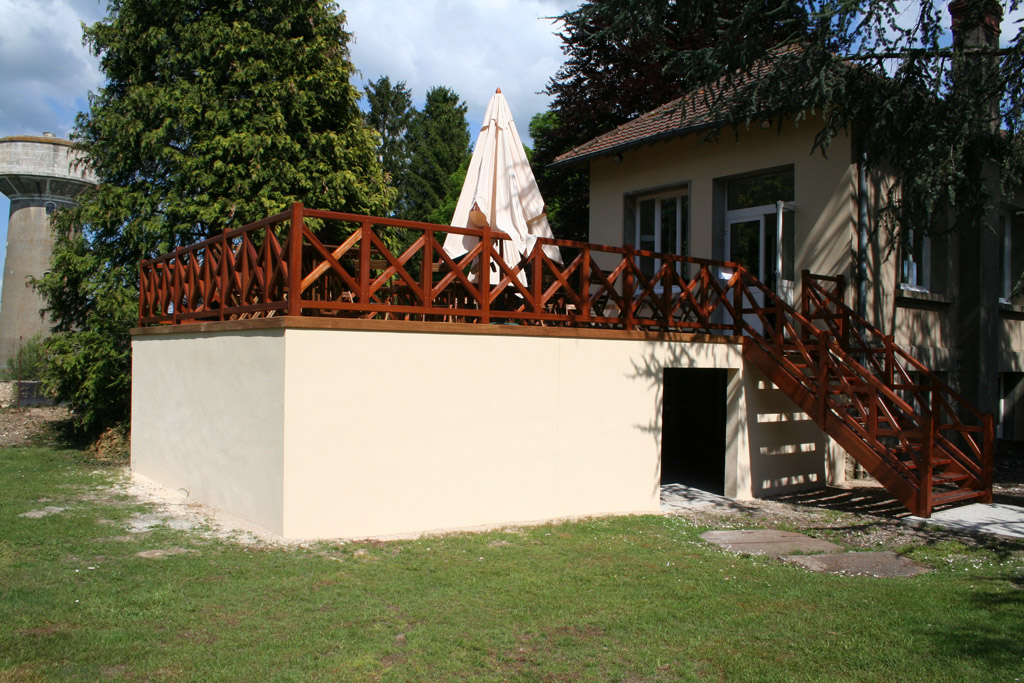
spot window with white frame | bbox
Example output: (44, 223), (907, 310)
(900, 226), (931, 291)
(1000, 208), (1024, 304)
(629, 187), (688, 281)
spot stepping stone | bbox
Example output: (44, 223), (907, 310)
(701, 529), (841, 557)
(18, 506), (68, 519)
(136, 548), (192, 559)
(781, 551), (929, 577)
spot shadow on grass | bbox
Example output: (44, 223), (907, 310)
(36, 414), (130, 466)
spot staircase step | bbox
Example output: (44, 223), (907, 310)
(931, 488), (987, 506)
(931, 472), (970, 485)
(904, 458), (952, 471)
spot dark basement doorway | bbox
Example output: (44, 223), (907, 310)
(661, 368), (727, 494)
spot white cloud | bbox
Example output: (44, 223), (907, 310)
(343, 0), (581, 146)
(0, 0), (105, 138)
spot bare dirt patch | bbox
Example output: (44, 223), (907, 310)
(0, 405), (70, 447)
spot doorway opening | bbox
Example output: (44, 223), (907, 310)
(661, 368), (728, 494)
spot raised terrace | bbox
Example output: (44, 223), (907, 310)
(130, 204), (992, 538)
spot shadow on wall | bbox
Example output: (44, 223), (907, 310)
(744, 368), (829, 497)
(628, 339), (703, 500)
(627, 336), (833, 500)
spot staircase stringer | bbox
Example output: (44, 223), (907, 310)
(742, 337), (925, 515)
(734, 271), (993, 518)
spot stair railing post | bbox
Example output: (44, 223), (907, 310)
(581, 244), (591, 320)
(531, 243), (542, 316)
(423, 226), (434, 315)
(624, 246), (635, 331)
(868, 385), (878, 444)
(982, 413), (994, 503)
(172, 249), (182, 325)
(837, 274), (848, 352)
(219, 229), (229, 321)
(733, 269), (744, 337)
(287, 202), (304, 317)
(481, 220), (491, 324)
(884, 335), (895, 389)
(817, 333), (829, 427)
(801, 269), (811, 321)
(918, 386), (938, 517)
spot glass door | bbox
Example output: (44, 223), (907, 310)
(635, 192), (687, 286)
(725, 214), (768, 333)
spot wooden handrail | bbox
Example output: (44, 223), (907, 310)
(135, 208), (992, 513)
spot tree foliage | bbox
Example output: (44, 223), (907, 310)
(364, 75), (415, 215)
(579, 0), (1024, 241)
(37, 0), (393, 435)
(404, 86), (471, 223)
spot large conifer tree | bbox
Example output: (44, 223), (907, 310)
(364, 75), (415, 216)
(403, 86), (471, 223)
(38, 0), (393, 434)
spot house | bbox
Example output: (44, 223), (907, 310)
(128, 6), (1000, 538)
(551, 3), (1024, 447)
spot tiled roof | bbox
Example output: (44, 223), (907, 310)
(552, 55), (783, 167)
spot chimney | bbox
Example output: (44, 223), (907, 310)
(949, 0), (1002, 50)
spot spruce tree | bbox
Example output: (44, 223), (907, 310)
(37, 0), (393, 435)
(364, 75), (415, 216)
(403, 86), (471, 223)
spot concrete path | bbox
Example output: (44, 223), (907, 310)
(905, 503), (1024, 539)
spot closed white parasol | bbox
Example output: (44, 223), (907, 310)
(443, 88), (561, 283)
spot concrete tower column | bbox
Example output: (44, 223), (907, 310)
(0, 134), (97, 360)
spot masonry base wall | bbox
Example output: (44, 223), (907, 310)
(131, 321), (842, 539)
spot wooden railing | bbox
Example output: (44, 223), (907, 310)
(139, 203), (752, 332)
(138, 204), (993, 516)
(799, 273), (994, 511)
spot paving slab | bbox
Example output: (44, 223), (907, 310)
(701, 529), (841, 557)
(904, 503), (1024, 539)
(781, 551), (929, 577)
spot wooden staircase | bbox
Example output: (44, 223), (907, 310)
(734, 270), (993, 517)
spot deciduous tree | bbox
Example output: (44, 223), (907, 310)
(532, 0), (805, 241)
(583, 0), (1023, 240)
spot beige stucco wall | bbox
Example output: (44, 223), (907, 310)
(131, 321), (841, 540)
(280, 327), (743, 538)
(585, 119), (1021, 395)
(587, 120), (856, 285)
(131, 329), (287, 534)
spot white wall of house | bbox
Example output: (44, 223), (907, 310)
(131, 321), (840, 539)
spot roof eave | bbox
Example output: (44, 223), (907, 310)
(548, 121), (720, 169)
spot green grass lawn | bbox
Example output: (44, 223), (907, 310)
(2, 446), (1023, 681)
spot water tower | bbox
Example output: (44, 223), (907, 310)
(0, 134), (97, 359)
